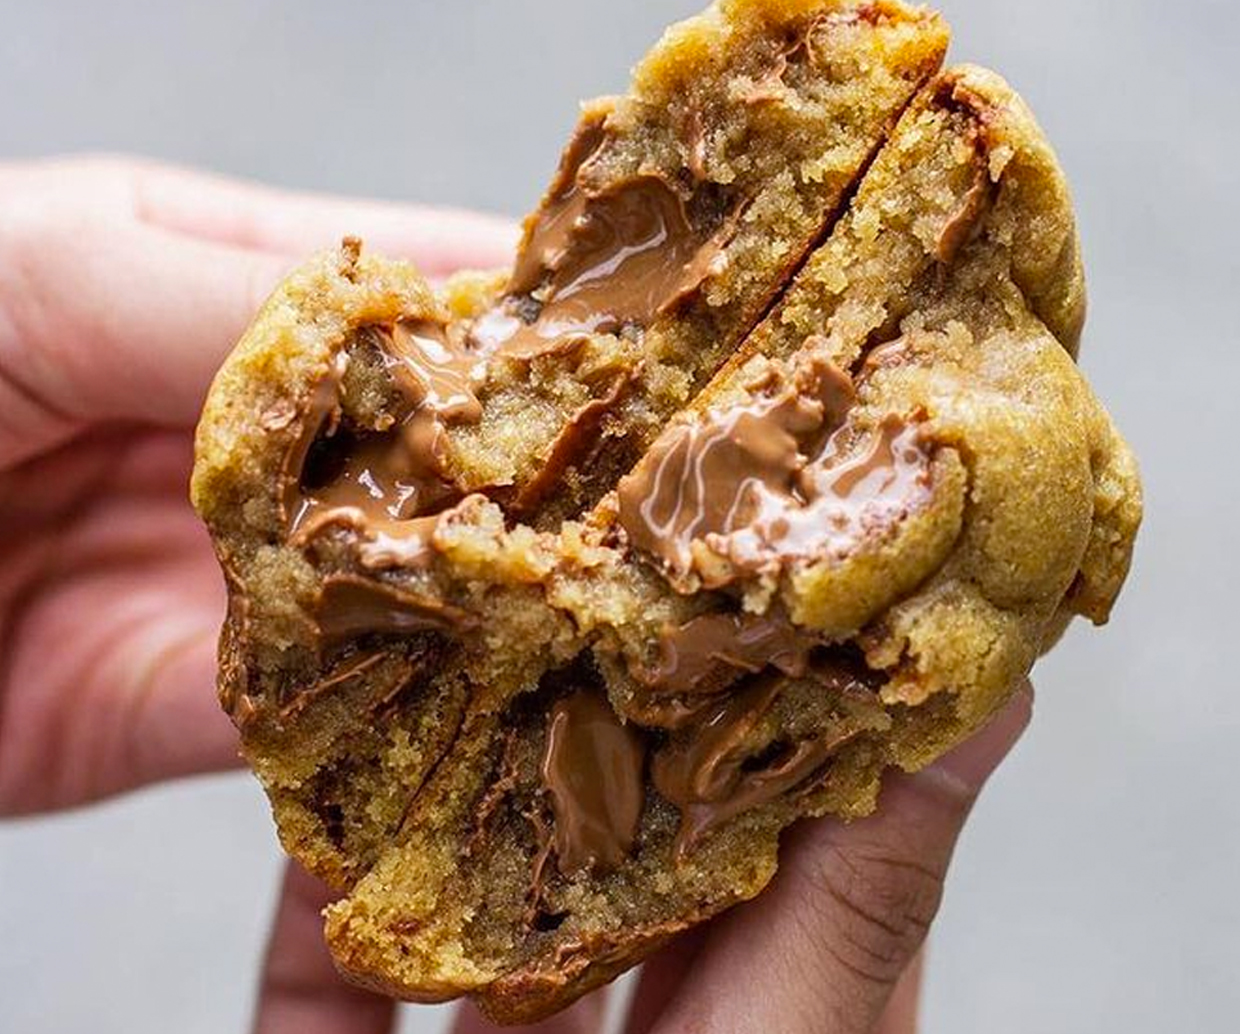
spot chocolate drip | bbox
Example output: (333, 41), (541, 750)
(540, 691), (646, 875)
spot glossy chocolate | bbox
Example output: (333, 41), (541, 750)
(473, 174), (727, 360)
(629, 612), (823, 699)
(617, 354), (853, 581)
(280, 350), (348, 529)
(314, 573), (475, 646)
(383, 320), (486, 424)
(725, 414), (932, 576)
(651, 666), (866, 858)
(541, 691), (646, 874)
(290, 504), (443, 571)
(509, 115), (609, 297)
(474, 107), (733, 362)
(617, 353), (933, 586)
(287, 322), (477, 543)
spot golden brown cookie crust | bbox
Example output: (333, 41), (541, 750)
(192, 2), (1140, 1024)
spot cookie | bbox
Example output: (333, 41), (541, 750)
(191, 0), (1141, 1023)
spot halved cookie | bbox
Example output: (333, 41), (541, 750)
(191, 1), (1140, 1024)
(193, 0), (950, 889)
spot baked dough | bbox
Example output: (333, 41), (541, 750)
(191, 0), (1140, 1022)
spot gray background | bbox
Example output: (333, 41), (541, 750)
(1, 1), (1236, 1032)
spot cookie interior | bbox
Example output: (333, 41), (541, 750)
(191, 1), (1141, 1024)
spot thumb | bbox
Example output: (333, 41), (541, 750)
(644, 684), (1033, 1034)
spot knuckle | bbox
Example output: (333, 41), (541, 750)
(793, 838), (945, 985)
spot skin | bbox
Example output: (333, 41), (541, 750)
(0, 157), (1032, 1034)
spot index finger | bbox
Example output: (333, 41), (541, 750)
(0, 159), (520, 466)
(126, 160), (519, 274)
(0, 156), (520, 273)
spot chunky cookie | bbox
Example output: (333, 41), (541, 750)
(192, 0), (1141, 1023)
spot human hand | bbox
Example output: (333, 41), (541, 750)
(0, 157), (1031, 1034)
(0, 155), (513, 1026)
(0, 156), (517, 811)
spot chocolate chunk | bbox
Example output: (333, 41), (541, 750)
(540, 691), (646, 874)
(478, 174), (732, 359)
(509, 113), (610, 297)
(935, 158), (992, 263)
(508, 375), (632, 517)
(629, 612), (823, 709)
(280, 351), (348, 529)
(314, 573), (476, 646)
(283, 321), (477, 543)
(740, 12), (832, 104)
(480, 106), (738, 364)
(651, 666), (866, 859)
(278, 652), (385, 720)
(617, 353), (879, 585)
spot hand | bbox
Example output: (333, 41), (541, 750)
(0, 156), (1031, 1034)
(0, 155), (514, 1026)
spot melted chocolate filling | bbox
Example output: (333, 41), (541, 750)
(616, 350), (934, 587)
(280, 112), (738, 597)
(623, 611), (824, 729)
(533, 649), (876, 876)
(540, 692), (646, 875)
(649, 662), (872, 859)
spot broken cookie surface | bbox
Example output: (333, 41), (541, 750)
(192, 0), (1140, 1024)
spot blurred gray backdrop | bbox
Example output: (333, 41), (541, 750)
(1, 1), (1236, 1032)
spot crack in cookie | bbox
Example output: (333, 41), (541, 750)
(191, 0), (1140, 1023)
